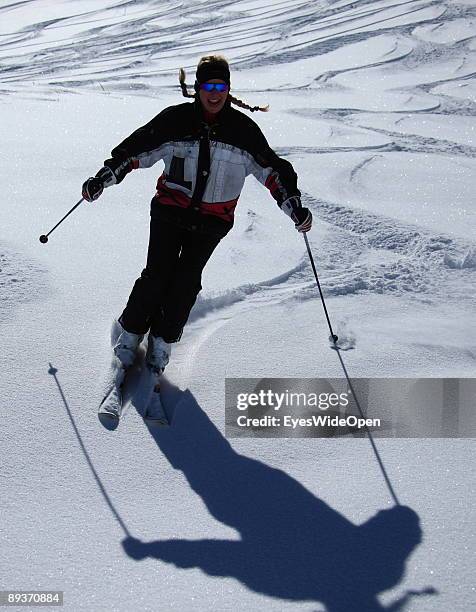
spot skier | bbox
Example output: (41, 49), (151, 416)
(83, 55), (312, 424)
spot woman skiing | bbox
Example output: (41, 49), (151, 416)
(82, 55), (312, 423)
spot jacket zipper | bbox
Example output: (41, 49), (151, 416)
(190, 123), (211, 211)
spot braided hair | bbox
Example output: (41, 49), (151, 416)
(179, 58), (269, 113)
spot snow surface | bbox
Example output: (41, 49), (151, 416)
(1, 1), (475, 611)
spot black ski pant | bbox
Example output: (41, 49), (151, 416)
(119, 216), (222, 343)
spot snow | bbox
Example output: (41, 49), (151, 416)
(297, 151), (476, 239)
(1, 1), (475, 611)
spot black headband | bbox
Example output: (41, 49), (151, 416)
(195, 62), (231, 87)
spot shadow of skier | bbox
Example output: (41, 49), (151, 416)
(123, 382), (434, 612)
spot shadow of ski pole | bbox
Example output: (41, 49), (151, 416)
(303, 232), (400, 506)
(333, 350), (401, 506)
(48, 362), (131, 537)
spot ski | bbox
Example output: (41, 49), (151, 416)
(98, 361), (127, 430)
(143, 373), (169, 427)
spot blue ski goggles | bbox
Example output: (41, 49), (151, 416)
(199, 82), (229, 92)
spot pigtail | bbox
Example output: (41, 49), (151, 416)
(179, 68), (195, 98)
(228, 93), (269, 113)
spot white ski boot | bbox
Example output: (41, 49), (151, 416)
(145, 334), (171, 375)
(113, 321), (144, 368)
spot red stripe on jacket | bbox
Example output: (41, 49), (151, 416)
(156, 174), (238, 222)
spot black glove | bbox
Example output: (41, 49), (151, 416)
(292, 206), (312, 233)
(280, 195), (313, 233)
(82, 166), (116, 202)
(82, 177), (104, 202)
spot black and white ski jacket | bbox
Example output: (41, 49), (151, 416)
(101, 99), (301, 235)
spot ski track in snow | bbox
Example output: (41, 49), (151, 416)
(190, 194), (476, 333)
(0, 0), (473, 97)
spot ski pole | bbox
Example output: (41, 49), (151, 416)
(303, 232), (338, 344)
(39, 197), (85, 244)
(304, 232), (400, 505)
